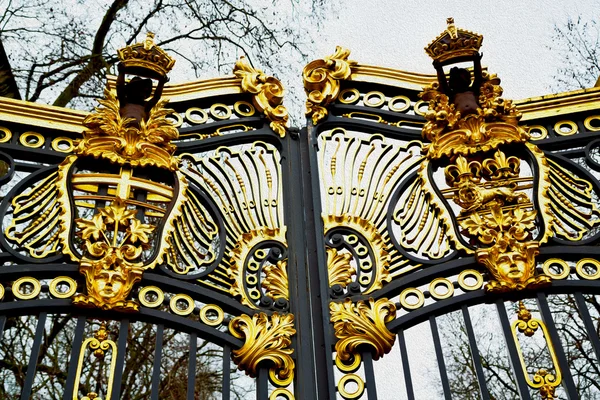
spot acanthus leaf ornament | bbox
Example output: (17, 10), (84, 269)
(229, 312), (296, 386)
(233, 56), (289, 137)
(303, 46), (357, 124)
(330, 298), (396, 361)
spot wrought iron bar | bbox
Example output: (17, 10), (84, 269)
(397, 330), (415, 400)
(429, 315), (452, 400)
(20, 312), (47, 400)
(150, 324), (164, 400)
(63, 316), (87, 400)
(461, 305), (491, 400)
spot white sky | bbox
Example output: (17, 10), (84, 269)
(312, 0), (598, 101)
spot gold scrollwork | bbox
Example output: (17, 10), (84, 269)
(330, 298), (396, 361)
(13, 277), (41, 300)
(512, 302), (562, 399)
(262, 260), (289, 301)
(229, 312), (296, 387)
(234, 56), (288, 137)
(303, 46), (357, 124)
(327, 247), (355, 288)
(73, 323), (118, 400)
(0, 284), (4, 301)
(49, 276), (77, 299)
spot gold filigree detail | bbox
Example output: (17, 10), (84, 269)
(74, 323), (118, 400)
(262, 260), (289, 301)
(234, 57), (288, 137)
(79, 89), (179, 171)
(229, 312), (296, 386)
(227, 228), (287, 308)
(72, 197), (152, 311)
(512, 302), (562, 399)
(327, 248), (355, 288)
(303, 46), (357, 124)
(330, 298), (396, 361)
(117, 32), (175, 78)
(425, 18), (483, 63)
(323, 215), (390, 293)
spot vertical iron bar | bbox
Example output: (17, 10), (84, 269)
(495, 300), (532, 400)
(429, 316), (452, 400)
(574, 292), (600, 366)
(150, 324), (164, 400)
(20, 312), (47, 400)
(0, 315), (6, 341)
(361, 350), (378, 400)
(304, 125), (338, 400)
(461, 305), (491, 400)
(222, 345), (231, 400)
(397, 330), (415, 400)
(187, 333), (197, 400)
(63, 315), (87, 400)
(256, 366), (269, 400)
(536, 293), (578, 399)
(110, 319), (129, 399)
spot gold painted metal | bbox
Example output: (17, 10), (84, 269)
(71, 197), (152, 312)
(209, 103), (232, 120)
(269, 388), (295, 400)
(233, 56), (288, 137)
(388, 95), (411, 112)
(553, 120), (578, 136)
(79, 88), (179, 170)
(199, 304), (224, 326)
(330, 297), (396, 361)
(584, 115), (600, 131)
(49, 276), (77, 299)
(429, 277), (454, 300)
(13, 277), (41, 300)
(335, 353), (362, 373)
(117, 32), (175, 78)
(167, 111), (184, 127)
(399, 287), (425, 309)
(515, 86), (600, 121)
(73, 323), (118, 400)
(512, 302), (562, 400)
(138, 286), (164, 308)
(527, 125), (548, 140)
(425, 18), (483, 63)
(169, 293), (195, 316)
(457, 269), (484, 291)
(0, 284), (4, 301)
(0, 126), (12, 143)
(51, 136), (75, 152)
(262, 260), (289, 301)
(337, 373), (365, 400)
(185, 107), (208, 124)
(575, 258), (600, 280)
(363, 91), (386, 108)
(542, 259), (571, 280)
(303, 46), (357, 124)
(233, 101), (256, 117)
(19, 132), (44, 148)
(0, 97), (87, 133)
(229, 312), (296, 386)
(326, 248), (355, 288)
(338, 88), (360, 105)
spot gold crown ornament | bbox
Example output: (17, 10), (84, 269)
(117, 32), (175, 79)
(425, 18), (483, 64)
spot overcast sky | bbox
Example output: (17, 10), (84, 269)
(311, 0), (598, 101)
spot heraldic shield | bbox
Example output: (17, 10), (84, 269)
(389, 18), (600, 293)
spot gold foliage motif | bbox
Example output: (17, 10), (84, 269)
(326, 248), (355, 288)
(262, 260), (289, 301)
(330, 298), (396, 361)
(229, 312), (296, 386)
(79, 89), (179, 171)
(72, 197), (151, 312)
(303, 46), (356, 124)
(512, 302), (562, 399)
(234, 57), (288, 137)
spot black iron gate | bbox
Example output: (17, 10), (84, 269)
(3, 25), (600, 400)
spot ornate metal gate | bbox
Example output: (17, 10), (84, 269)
(2, 20), (600, 400)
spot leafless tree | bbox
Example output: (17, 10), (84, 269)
(0, 0), (330, 111)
